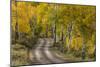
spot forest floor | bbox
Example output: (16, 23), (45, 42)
(30, 38), (94, 65)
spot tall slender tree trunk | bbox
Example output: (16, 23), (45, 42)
(67, 33), (72, 52)
(15, 2), (19, 42)
(61, 30), (64, 52)
(60, 25), (64, 41)
(54, 3), (58, 44)
(33, 16), (37, 37)
(29, 16), (37, 38)
(54, 22), (56, 43)
(82, 37), (86, 60)
(52, 21), (56, 45)
(46, 24), (48, 38)
(15, 22), (18, 41)
(51, 26), (54, 38)
(52, 3), (58, 47)
(61, 31), (64, 42)
(67, 22), (73, 52)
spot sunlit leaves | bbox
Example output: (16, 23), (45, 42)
(12, 2), (96, 59)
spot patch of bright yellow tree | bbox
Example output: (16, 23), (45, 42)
(12, 1), (96, 64)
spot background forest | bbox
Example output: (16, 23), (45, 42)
(11, 0), (96, 66)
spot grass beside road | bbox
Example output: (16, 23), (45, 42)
(51, 47), (95, 63)
(11, 43), (31, 66)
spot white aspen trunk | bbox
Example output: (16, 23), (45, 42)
(67, 21), (73, 52)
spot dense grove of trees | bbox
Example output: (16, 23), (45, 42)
(12, 1), (96, 65)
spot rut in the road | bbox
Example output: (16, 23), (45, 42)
(32, 38), (66, 64)
(34, 39), (52, 64)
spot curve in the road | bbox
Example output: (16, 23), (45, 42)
(34, 39), (51, 64)
(33, 38), (66, 64)
(44, 39), (66, 63)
